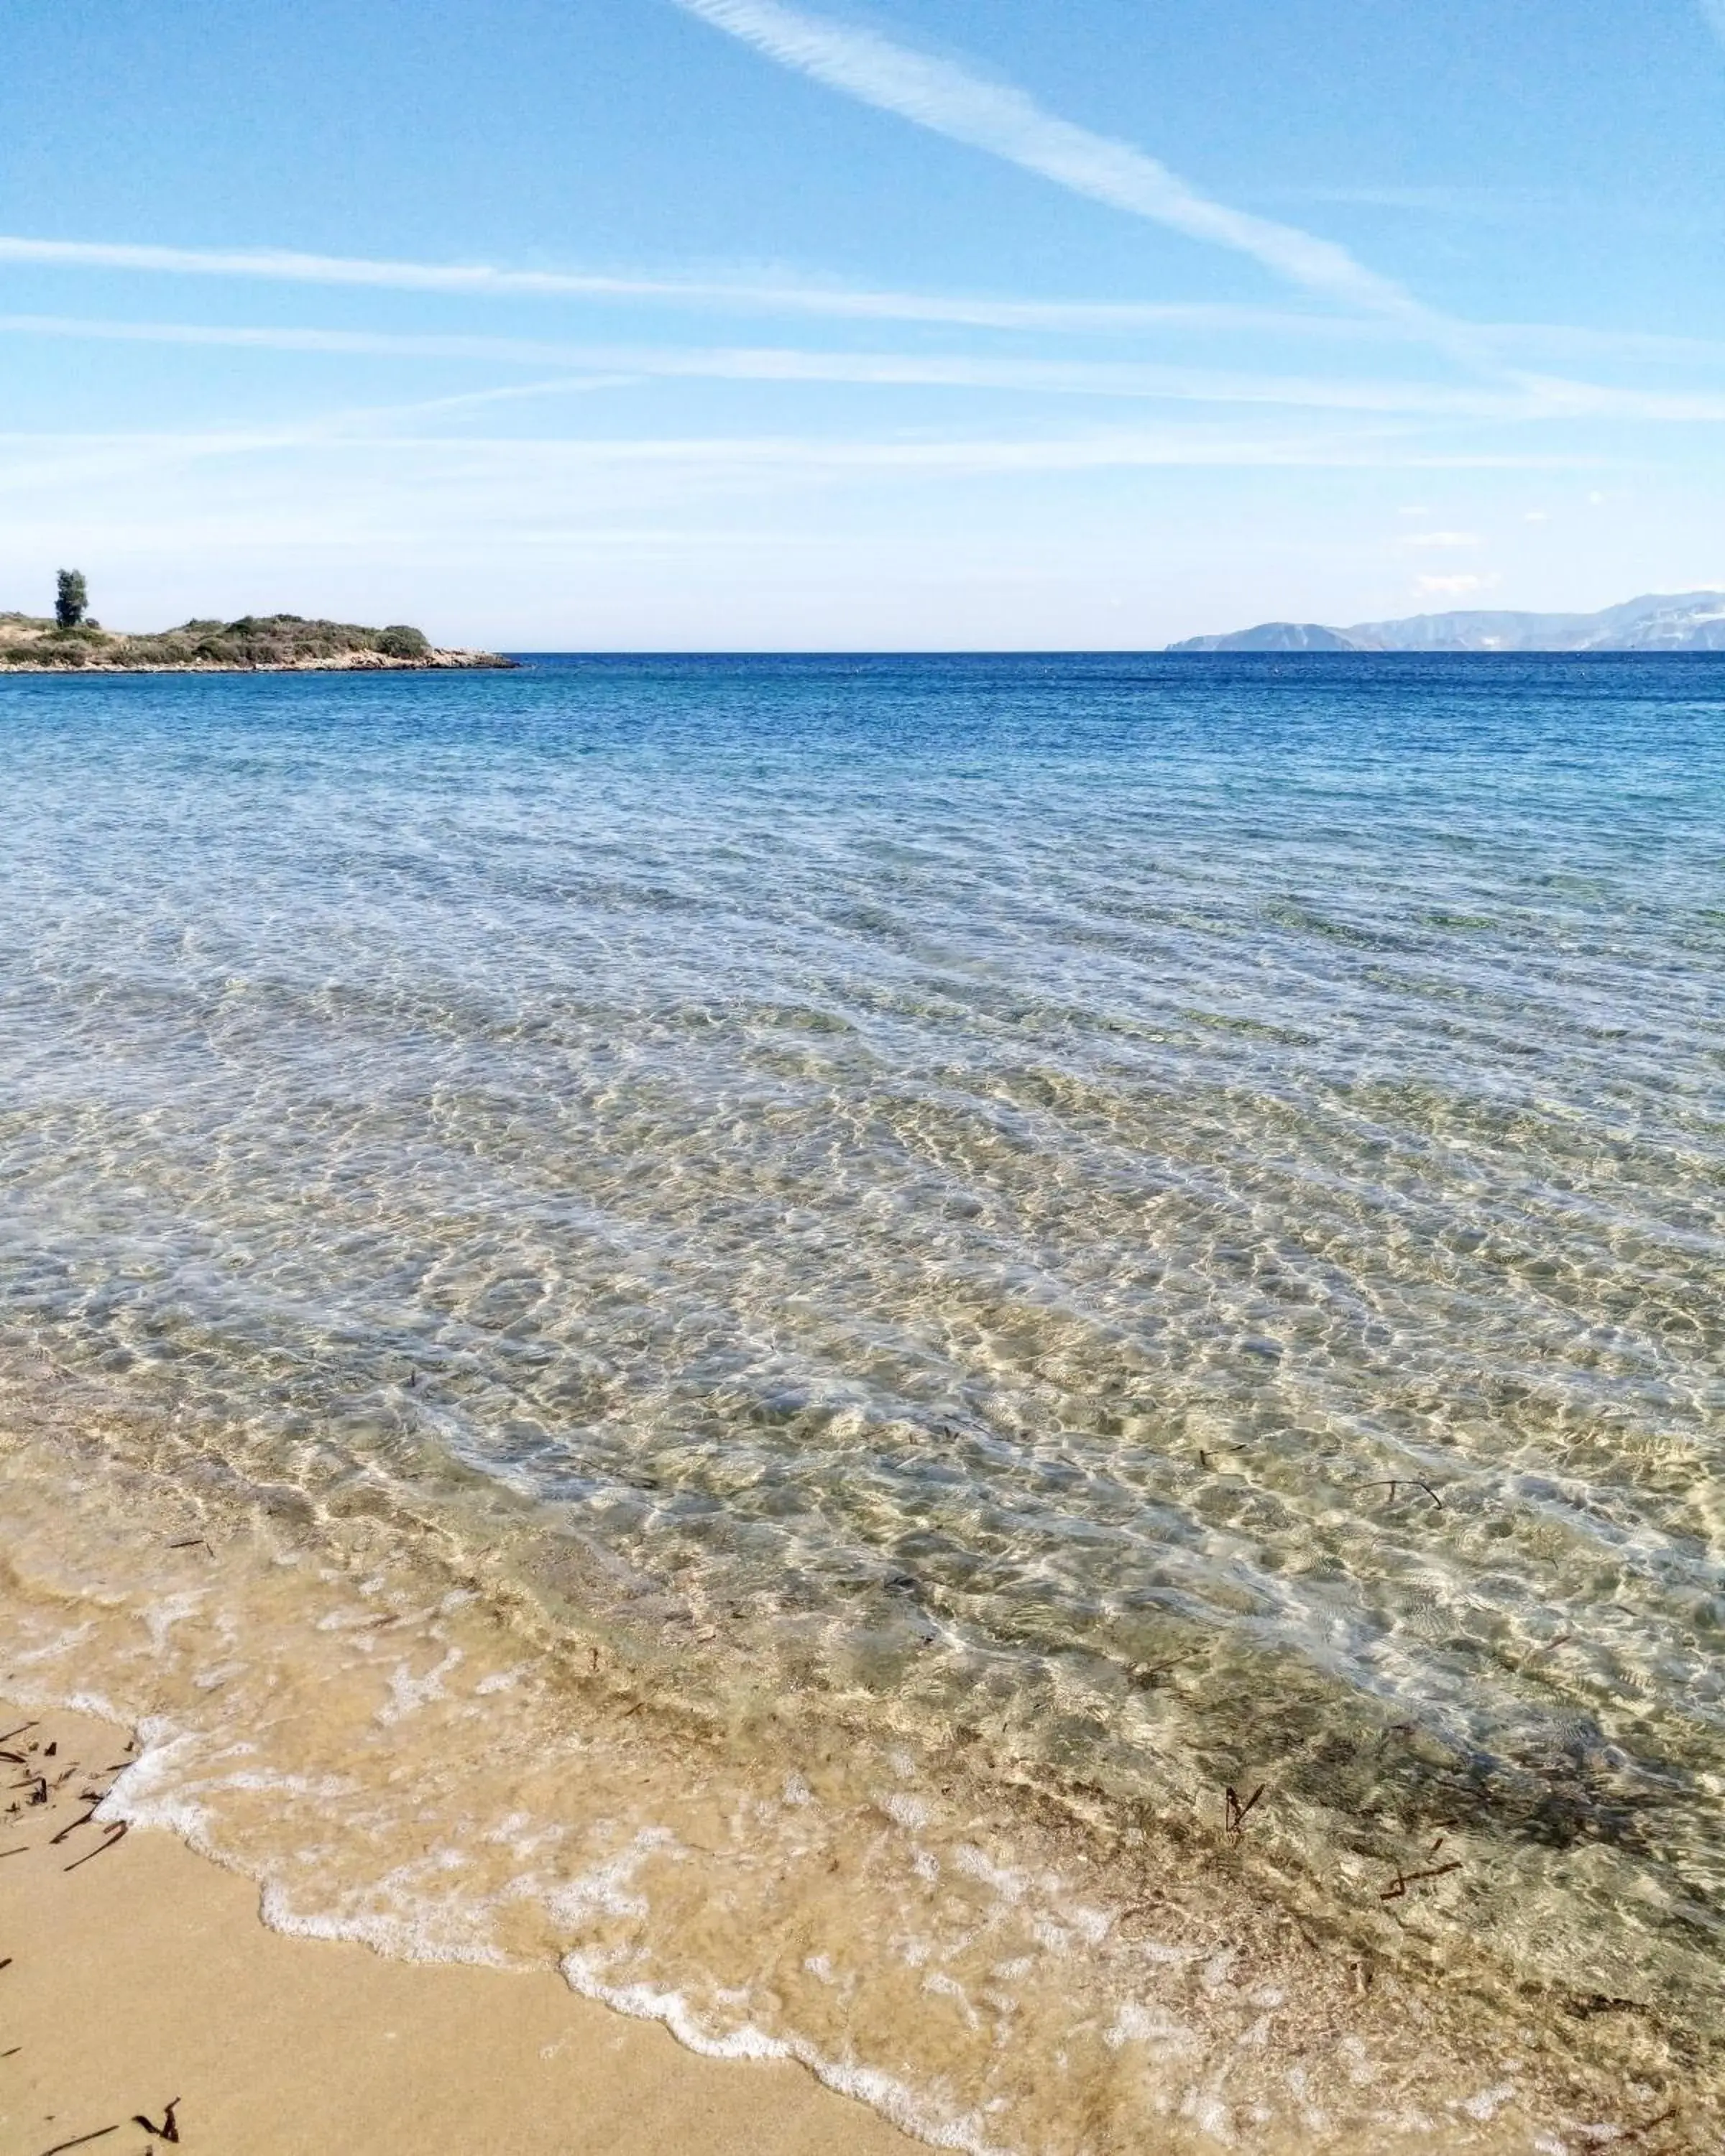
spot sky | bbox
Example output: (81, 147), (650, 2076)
(4, 0), (1725, 648)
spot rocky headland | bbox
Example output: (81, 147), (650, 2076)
(0, 610), (514, 671)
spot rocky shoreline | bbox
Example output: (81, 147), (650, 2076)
(0, 606), (515, 671)
(0, 648), (515, 673)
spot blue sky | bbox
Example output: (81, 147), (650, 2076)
(5, 0), (1725, 648)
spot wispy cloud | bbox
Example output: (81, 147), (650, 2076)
(0, 311), (1570, 417)
(10, 233), (1725, 377)
(669, 0), (1449, 335)
(0, 233), (1352, 340)
(1702, 0), (1725, 47)
(1413, 572), (1496, 596)
(0, 423), (1593, 503)
(9, 311), (1724, 425)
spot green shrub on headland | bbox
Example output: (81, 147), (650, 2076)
(55, 569), (88, 629)
(0, 604), (509, 671)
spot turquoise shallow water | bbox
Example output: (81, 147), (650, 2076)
(2, 653), (1724, 2147)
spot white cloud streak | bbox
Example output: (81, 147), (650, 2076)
(668, 0), (1452, 336)
(0, 311), (1526, 414)
(1413, 572), (1496, 596)
(0, 424), (1593, 502)
(7, 233), (1720, 374)
(0, 233), (1345, 340)
(8, 312), (1724, 423)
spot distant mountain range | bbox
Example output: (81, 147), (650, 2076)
(1167, 590), (1725, 653)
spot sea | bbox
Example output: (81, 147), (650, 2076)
(2, 653), (1721, 2153)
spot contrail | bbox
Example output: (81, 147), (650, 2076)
(0, 234), (1353, 340)
(1, 235), (1712, 370)
(0, 312), (1545, 415)
(670, 0), (1445, 333)
(12, 313), (1708, 418)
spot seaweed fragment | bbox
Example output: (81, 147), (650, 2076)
(63, 1823), (127, 1872)
(38, 2127), (121, 2155)
(50, 1807), (103, 1847)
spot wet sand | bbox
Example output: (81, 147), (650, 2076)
(0, 1701), (917, 2156)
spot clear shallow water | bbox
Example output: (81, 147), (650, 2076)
(2, 654), (1723, 2151)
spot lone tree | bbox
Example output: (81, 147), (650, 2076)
(55, 568), (88, 629)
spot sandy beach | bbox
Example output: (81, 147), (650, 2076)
(0, 1700), (916, 2156)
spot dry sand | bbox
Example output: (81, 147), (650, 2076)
(0, 1700), (917, 2156)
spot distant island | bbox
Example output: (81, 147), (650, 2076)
(1167, 589), (1725, 653)
(1, 576), (512, 671)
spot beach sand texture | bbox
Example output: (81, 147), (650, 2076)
(0, 1699), (916, 2156)
(0, 1383), (1696, 2156)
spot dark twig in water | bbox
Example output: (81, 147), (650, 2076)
(1224, 1784), (1265, 1840)
(1380, 1858), (1463, 1900)
(63, 1822), (127, 1872)
(1363, 1478), (1443, 1507)
(0, 1846), (29, 1860)
(50, 1806), (103, 1846)
(132, 2099), (180, 2143)
(166, 1538), (211, 1555)
(0, 1724), (38, 1746)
